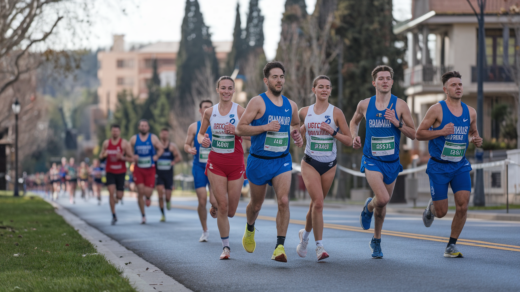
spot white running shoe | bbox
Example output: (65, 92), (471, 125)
(296, 229), (309, 258)
(316, 246), (329, 261)
(199, 232), (209, 242)
(141, 216), (146, 225)
(220, 247), (230, 260)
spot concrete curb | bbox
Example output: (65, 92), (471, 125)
(45, 199), (191, 292)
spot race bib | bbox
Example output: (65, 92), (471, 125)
(212, 134), (235, 154)
(137, 156), (152, 168)
(264, 131), (289, 152)
(310, 136), (333, 156)
(371, 136), (395, 156)
(441, 141), (466, 162)
(156, 159), (171, 171)
(199, 147), (211, 163)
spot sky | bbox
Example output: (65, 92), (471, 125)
(87, 0), (412, 60)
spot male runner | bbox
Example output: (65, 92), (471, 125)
(350, 65), (416, 258)
(91, 159), (103, 205)
(58, 157), (68, 198)
(156, 128), (182, 222)
(66, 158), (78, 204)
(100, 124), (133, 225)
(184, 100), (217, 242)
(417, 71), (482, 257)
(129, 120), (164, 224)
(236, 61), (303, 262)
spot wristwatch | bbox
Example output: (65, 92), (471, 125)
(332, 129), (338, 137)
(398, 120), (403, 129)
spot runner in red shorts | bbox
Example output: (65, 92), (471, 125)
(129, 120), (164, 224)
(198, 76), (247, 260)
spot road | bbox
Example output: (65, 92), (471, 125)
(56, 194), (520, 292)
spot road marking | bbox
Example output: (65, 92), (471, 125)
(171, 205), (520, 253)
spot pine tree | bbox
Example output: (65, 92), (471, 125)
(149, 90), (170, 135)
(225, 3), (245, 75)
(244, 0), (264, 52)
(113, 90), (141, 140)
(242, 0), (266, 98)
(141, 58), (161, 122)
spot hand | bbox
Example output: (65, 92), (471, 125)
(201, 133), (211, 148)
(470, 135), (483, 147)
(291, 129), (303, 147)
(153, 155), (158, 162)
(320, 122), (335, 135)
(116, 152), (123, 161)
(384, 108), (399, 127)
(171, 161), (176, 166)
(133, 155), (139, 163)
(209, 205), (217, 218)
(443, 123), (455, 136)
(264, 121), (280, 132)
(187, 147), (197, 155)
(352, 136), (362, 149)
(224, 123), (235, 135)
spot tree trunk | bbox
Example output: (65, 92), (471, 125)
(517, 91), (520, 149)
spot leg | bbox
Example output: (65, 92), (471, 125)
(136, 184), (146, 215)
(157, 184), (165, 209)
(207, 170), (230, 239)
(365, 170), (395, 239)
(108, 184), (117, 214)
(195, 187), (208, 231)
(226, 176), (245, 218)
(246, 181), (267, 225)
(271, 171), (292, 237)
(450, 191), (470, 239)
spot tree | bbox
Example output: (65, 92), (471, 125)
(141, 58), (161, 121)
(242, 0), (267, 98)
(225, 3), (246, 75)
(112, 90), (141, 140)
(150, 90), (171, 135)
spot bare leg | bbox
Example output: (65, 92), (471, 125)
(365, 170), (395, 239)
(137, 184), (146, 215)
(271, 171), (292, 237)
(207, 170), (230, 238)
(108, 185), (117, 214)
(246, 182), (267, 225)
(157, 185), (165, 209)
(450, 191), (470, 239)
(195, 187), (208, 231)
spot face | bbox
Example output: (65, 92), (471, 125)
(138, 121), (149, 135)
(443, 77), (463, 99)
(264, 68), (285, 96)
(111, 127), (120, 139)
(160, 130), (169, 140)
(372, 71), (393, 94)
(69, 158), (75, 165)
(216, 79), (235, 102)
(93, 159), (99, 167)
(52, 163), (56, 169)
(199, 102), (213, 118)
(80, 162), (85, 167)
(312, 79), (332, 102)
(61, 157), (66, 165)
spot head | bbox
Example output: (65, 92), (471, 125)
(69, 157), (75, 165)
(199, 100), (213, 118)
(110, 124), (121, 139)
(92, 159), (99, 167)
(138, 119), (149, 135)
(80, 161), (86, 168)
(371, 65), (394, 94)
(61, 157), (67, 165)
(216, 76), (235, 102)
(442, 71), (463, 100)
(312, 75), (332, 102)
(52, 162), (57, 169)
(160, 128), (169, 141)
(263, 61), (286, 96)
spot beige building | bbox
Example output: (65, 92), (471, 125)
(97, 35), (231, 115)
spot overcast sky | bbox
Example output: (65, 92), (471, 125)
(87, 0), (411, 60)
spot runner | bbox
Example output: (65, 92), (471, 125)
(296, 75), (353, 261)
(78, 161), (90, 200)
(350, 65), (416, 258)
(184, 100), (217, 242)
(236, 61), (303, 262)
(156, 128), (182, 222)
(416, 71), (482, 258)
(91, 159), (104, 205)
(129, 120), (164, 224)
(65, 158), (78, 204)
(100, 124), (133, 225)
(197, 76), (248, 260)
(49, 163), (61, 200)
(58, 157), (68, 198)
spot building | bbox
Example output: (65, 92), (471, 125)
(97, 35), (231, 115)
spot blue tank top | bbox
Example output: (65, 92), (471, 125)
(156, 142), (173, 172)
(428, 100), (471, 172)
(193, 121), (212, 167)
(134, 133), (156, 168)
(250, 93), (292, 157)
(362, 95), (401, 162)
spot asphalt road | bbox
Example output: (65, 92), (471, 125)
(55, 192), (520, 292)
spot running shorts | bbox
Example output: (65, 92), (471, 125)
(360, 155), (403, 185)
(106, 172), (126, 191)
(303, 154), (337, 176)
(192, 163), (209, 189)
(246, 153), (292, 186)
(133, 166), (156, 188)
(156, 171), (174, 190)
(427, 159), (472, 201)
(205, 159), (245, 181)
(94, 178), (103, 184)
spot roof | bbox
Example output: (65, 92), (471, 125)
(138, 41), (232, 54)
(414, 0), (520, 17)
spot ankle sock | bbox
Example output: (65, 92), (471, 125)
(276, 236), (285, 248)
(221, 236), (229, 248)
(448, 237), (457, 247)
(303, 230), (311, 241)
(316, 240), (323, 247)
(247, 222), (255, 232)
(112, 213), (116, 219)
(160, 208), (165, 216)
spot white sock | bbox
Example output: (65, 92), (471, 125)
(221, 237), (229, 248)
(303, 230), (311, 241)
(203, 230), (209, 236)
(316, 240), (323, 247)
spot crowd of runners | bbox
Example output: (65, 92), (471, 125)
(31, 61), (482, 263)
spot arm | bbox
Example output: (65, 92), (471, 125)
(385, 99), (416, 140)
(236, 96), (280, 136)
(320, 107), (352, 147)
(289, 100), (303, 147)
(152, 135), (164, 161)
(184, 123), (198, 155)
(170, 143), (183, 165)
(224, 105), (251, 140)
(349, 99), (368, 149)
(299, 107), (308, 144)
(197, 108), (212, 147)
(99, 140), (108, 159)
(122, 140), (134, 162)
(416, 104), (453, 141)
(129, 136), (139, 163)
(468, 106), (483, 147)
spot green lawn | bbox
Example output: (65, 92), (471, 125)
(448, 204), (520, 211)
(0, 193), (136, 292)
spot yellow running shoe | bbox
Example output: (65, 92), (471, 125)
(160, 215), (166, 222)
(242, 224), (256, 253)
(271, 244), (287, 262)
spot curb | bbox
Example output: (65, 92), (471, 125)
(45, 199), (192, 292)
(386, 207), (520, 222)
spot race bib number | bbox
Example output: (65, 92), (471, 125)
(441, 141), (466, 162)
(199, 147), (211, 163)
(212, 134), (235, 154)
(156, 159), (171, 171)
(137, 156), (152, 168)
(371, 136), (395, 156)
(310, 136), (333, 156)
(264, 131), (289, 152)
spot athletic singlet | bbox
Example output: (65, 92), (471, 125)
(79, 167), (89, 179)
(304, 104), (338, 162)
(67, 165), (77, 179)
(156, 142), (173, 172)
(194, 120), (212, 165)
(50, 168), (60, 181)
(362, 95), (401, 162)
(91, 167), (102, 178)
(250, 93), (292, 158)
(428, 100), (471, 167)
(106, 138), (127, 174)
(209, 103), (243, 157)
(59, 166), (67, 179)
(134, 133), (156, 169)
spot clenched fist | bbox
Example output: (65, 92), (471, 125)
(201, 133), (212, 148)
(291, 129), (303, 147)
(265, 121), (280, 132)
(352, 136), (362, 149)
(224, 123), (235, 135)
(443, 123), (455, 136)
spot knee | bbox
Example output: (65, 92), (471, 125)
(249, 202), (262, 213)
(455, 202), (468, 214)
(312, 200), (324, 212)
(228, 210), (236, 218)
(374, 197), (389, 208)
(278, 196), (289, 209)
(436, 207), (448, 218)
(218, 201), (228, 213)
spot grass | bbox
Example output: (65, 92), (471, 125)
(448, 204), (520, 211)
(0, 193), (136, 292)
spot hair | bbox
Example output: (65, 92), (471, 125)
(313, 75), (331, 88)
(441, 71), (462, 85)
(139, 119), (149, 125)
(216, 76), (235, 88)
(161, 127), (169, 132)
(263, 61), (286, 78)
(110, 123), (120, 129)
(199, 99), (213, 108)
(371, 65), (394, 81)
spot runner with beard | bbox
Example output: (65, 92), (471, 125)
(156, 128), (182, 222)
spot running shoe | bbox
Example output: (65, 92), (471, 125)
(423, 199), (435, 227)
(145, 197), (151, 207)
(199, 232), (208, 242)
(444, 244), (463, 258)
(242, 224), (256, 253)
(271, 245), (288, 262)
(141, 216), (146, 225)
(370, 237), (383, 259)
(160, 215), (166, 222)
(296, 229), (309, 258)
(316, 246), (329, 261)
(166, 201), (171, 211)
(360, 197), (374, 230)
(111, 217), (117, 226)
(220, 247), (230, 260)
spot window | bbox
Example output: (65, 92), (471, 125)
(117, 59), (134, 68)
(117, 77), (134, 86)
(484, 29), (515, 66)
(144, 58), (175, 68)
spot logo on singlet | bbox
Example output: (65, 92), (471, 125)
(230, 119), (236, 125)
(325, 115), (331, 124)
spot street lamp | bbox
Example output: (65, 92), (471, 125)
(12, 99), (20, 197)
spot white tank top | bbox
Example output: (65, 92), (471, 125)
(210, 102), (239, 154)
(304, 104), (337, 162)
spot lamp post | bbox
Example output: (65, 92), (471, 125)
(12, 99), (20, 197)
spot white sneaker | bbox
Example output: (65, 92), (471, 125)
(220, 247), (230, 260)
(316, 246), (329, 261)
(199, 232), (209, 242)
(296, 229), (309, 258)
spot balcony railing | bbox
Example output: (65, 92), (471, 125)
(404, 65), (453, 87)
(471, 66), (514, 82)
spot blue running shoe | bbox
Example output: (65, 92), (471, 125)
(370, 237), (383, 259)
(360, 197), (373, 230)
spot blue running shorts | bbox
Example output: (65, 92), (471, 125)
(427, 168), (471, 201)
(192, 163), (209, 189)
(360, 155), (403, 185)
(246, 153), (292, 186)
